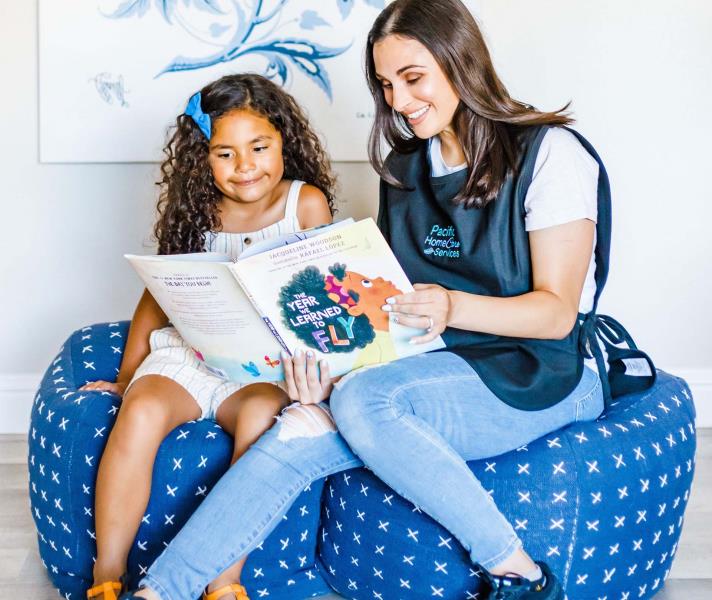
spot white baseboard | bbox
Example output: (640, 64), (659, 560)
(1, 370), (711, 433)
(0, 374), (41, 434)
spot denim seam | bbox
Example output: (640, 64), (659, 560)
(392, 406), (470, 465)
(185, 491), (301, 598)
(384, 374), (480, 422)
(333, 377), (479, 478)
(386, 377), (481, 462)
(140, 574), (171, 600)
(377, 382), (520, 566)
(478, 534), (523, 570)
(143, 439), (361, 599)
(197, 451), (361, 596)
(575, 375), (602, 421)
(387, 374), (479, 406)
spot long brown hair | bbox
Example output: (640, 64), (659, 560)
(366, 0), (573, 208)
(154, 74), (337, 254)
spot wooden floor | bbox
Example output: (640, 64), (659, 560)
(1, 432), (710, 599)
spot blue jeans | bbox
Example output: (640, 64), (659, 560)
(140, 352), (603, 599)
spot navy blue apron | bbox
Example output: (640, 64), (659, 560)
(378, 126), (655, 410)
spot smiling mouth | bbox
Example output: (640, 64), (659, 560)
(405, 105), (430, 122)
(234, 177), (263, 187)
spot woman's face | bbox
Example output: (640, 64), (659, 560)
(373, 34), (461, 139)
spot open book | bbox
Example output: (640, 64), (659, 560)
(126, 218), (445, 383)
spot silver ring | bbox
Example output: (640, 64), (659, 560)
(426, 317), (434, 333)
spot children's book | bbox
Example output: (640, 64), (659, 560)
(125, 218), (445, 384)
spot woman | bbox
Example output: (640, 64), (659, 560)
(123, 0), (642, 598)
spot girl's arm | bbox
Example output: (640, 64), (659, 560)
(297, 184), (333, 229)
(387, 218), (595, 343)
(80, 289), (168, 396)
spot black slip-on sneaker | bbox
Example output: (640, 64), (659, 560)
(482, 561), (564, 600)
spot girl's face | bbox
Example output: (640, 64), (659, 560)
(373, 34), (461, 139)
(208, 109), (285, 206)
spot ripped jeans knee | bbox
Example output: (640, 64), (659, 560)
(274, 403), (337, 442)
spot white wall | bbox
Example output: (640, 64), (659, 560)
(477, 0), (712, 419)
(1, 0), (710, 431)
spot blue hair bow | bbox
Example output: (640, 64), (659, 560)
(185, 92), (211, 140)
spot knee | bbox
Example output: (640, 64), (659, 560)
(116, 388), (173, 435)
(330, 382), (384, 457)
(330, 367), (402, 430)
(274, 404), (336, 442)
(329, 378), (360, 428)
(236, 392), (287, 437)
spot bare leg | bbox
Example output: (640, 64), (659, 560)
(92, 376), (201, 596)
(203, 383), (288, 599)
(488, 548), (538, 577)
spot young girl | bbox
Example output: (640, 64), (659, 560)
(81, 73), (335, 600)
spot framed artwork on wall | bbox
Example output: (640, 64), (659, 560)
(39, 0), (386, 163)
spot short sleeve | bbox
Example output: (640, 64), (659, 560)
(524, 128), (599, 231)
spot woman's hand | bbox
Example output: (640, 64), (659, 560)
(282, 349), (338, 405)
(79, 379), (128, 396)
(382, 283), (452, 344)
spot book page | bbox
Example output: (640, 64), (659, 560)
(229, 219), (445, 378)
(238, 219), (354, 260)
(125, 255), (285, 383)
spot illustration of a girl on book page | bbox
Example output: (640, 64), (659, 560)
(279, 263), (402, 369)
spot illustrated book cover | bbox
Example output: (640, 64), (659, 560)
(126, 218), (445, 383)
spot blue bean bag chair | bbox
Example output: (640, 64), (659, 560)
(28, 322), (331, 600)
(317, 372), (696, 600)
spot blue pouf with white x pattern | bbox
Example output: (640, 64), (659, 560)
(28, 322), (331, 599)
(317, 372), (696, 600)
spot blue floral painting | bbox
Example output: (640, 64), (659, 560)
(102, 0), (384, 100)
(39, 1), (385, 162)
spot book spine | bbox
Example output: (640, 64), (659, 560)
(231, 267), (292, 356)
(262, 318), (291, 356)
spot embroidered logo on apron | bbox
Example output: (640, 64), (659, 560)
(423, 224), (461, 259)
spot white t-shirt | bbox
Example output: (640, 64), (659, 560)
(429, 128), (599, 313)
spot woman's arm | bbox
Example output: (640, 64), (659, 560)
(80, 288), (169, 395)
(386, 218), (595, 343)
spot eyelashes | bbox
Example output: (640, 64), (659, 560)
(380, 75), (423, 89)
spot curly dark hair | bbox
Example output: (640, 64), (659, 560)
(154, 73), (337, 254)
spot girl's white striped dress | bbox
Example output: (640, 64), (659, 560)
(128, 180), (305, 419)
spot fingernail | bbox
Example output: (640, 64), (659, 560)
(386, 297), (396, 305)
(381, 304), (392, 312)
(306, 350), (314, 358)
(281, 351), (289, 360)
(295, 348), (303, 357)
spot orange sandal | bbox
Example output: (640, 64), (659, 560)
(203, 583), (249, 600)
(86, 581), (122, 599)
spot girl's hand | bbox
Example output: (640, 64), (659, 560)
(79, 380), (128, 396)
(282, 349), (336, 405)
(383, 283), (452, 344)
